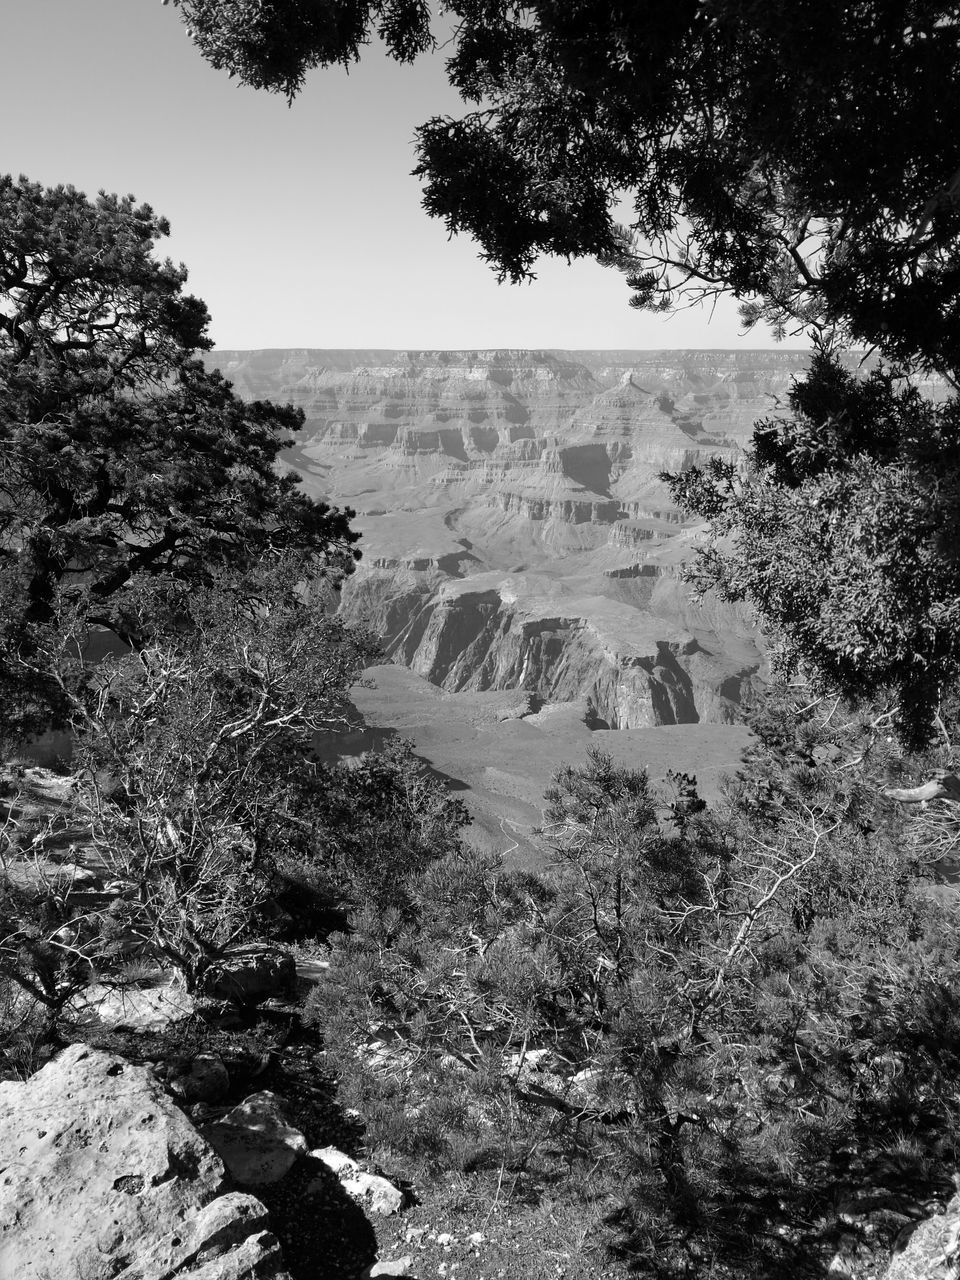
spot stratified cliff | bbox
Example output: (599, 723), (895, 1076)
(207, 349), (785, 727)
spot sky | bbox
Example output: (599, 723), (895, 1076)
(0, 0), (780, 352)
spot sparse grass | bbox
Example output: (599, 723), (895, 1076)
(371, 1167), (624, 1280)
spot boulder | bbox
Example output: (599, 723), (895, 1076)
(0, 1044), (290, 1279)
(47, 861), (101, 886)
(170, 1053), (231, 1105)
(505, 1047), (560, 1077)
(202, 1092), (307, 1186)
(72, 973), (195, 1030)
(369, 1257), (413, 1277)
(294, 955), (331, 988)
(305, 1147), (402, 1216)
(881, 1191), (960, 1279)
(201, 946), (296, 1005)
(341, 1171), (404, 1216)
(359, 1037), (413, 1076)
(310, 1146), (360, 1178)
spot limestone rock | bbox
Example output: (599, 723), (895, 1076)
(881, 1192), (960, 1279)
(72, 973), (195, 1030)
(128, 1192), (286, 1280)
(201, 946), (296, 1005)
(305, 1148), (400, 1213)
(341, 1171), (404, 1216)
(369, 1256), (413, 1277)
(505, 1046), (559, 1077)
(294, 955), (331, 988)
(0, 1043), (290, 1279)
(201, 348), (797, 732)
(202, 1091), (307, 1186)
(310, 1146), (360, 1177)
(47, 860), (101, 886)
(202, 349), (809, 864)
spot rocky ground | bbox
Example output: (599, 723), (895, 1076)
(2, 993), (950, 1280)
(0, 761), (949, 1280)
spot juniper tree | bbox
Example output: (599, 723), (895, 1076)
(0, 176), (359, 738)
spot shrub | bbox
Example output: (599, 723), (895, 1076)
(65, 557), (376, 990)
(271, 738), (471, 938)
(308, 714), (960, 1277)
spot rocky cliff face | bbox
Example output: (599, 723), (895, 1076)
(343, 569), (762, 729)
(206, 349), (806, 726)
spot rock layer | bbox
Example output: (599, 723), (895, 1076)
(206, 348), (789, 726)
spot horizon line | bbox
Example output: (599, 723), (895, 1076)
(207, 344), (814, 354)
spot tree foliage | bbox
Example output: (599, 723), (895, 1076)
(308, 721), (960, 1276)
(275, 737), (470, 935)
(1, 554), (465, 1063)
(62, 559), (375, 990)
(170, 1), (960, 374)
(665, 354), (960, 747)
(0, 175), (359, 737)
(171, 0), (433, 98)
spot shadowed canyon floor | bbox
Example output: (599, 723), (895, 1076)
(205, 348), (831, 855)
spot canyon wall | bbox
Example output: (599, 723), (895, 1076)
(206, 348), (795, 728)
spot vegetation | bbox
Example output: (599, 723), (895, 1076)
(3, 8), (960, 1278)
(0, 175), (358, 741)
(308, 711), (960, 1276)
(273, 736), (470, 935)
(665, 356), (960, 748)
(0, 174), (371, 1058)
(168, 1), (960, 742)
(171, 1), (960, 371)
(67, 561), (376, 991)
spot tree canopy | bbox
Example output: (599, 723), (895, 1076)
(0, 175), (359, 735)
(309, 720), (960, 1276)
(666, 355), (960, 748)
(166, 0), (960, 745)
(171, 1), (960, 376)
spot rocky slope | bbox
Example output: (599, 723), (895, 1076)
(0, 1044), (292, 1279)
(206, 348), (801, 728)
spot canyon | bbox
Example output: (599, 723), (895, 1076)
(204, 348), (817, 857)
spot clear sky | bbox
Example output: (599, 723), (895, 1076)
(0, 0), (779, 351)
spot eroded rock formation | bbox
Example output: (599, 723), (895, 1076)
(206, 348), (790, 727)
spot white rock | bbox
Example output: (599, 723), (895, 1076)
(370, 1257), (413, 1277)
(439, 1053), (469, 1073)
(309, 1145), (360, 1177)
(881, 1190), (960, 1278)
(342, 1171), (404, 1216)
(360, 1039), (402, 1071)
(70, 974), (195, 1030)
(0, 1044), (290, 1280)
(294, 956), (331, 986)
(506, 1047), (555, 1074)
(48, 861), (100, 885)
(202, 1091), (307, 1186)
